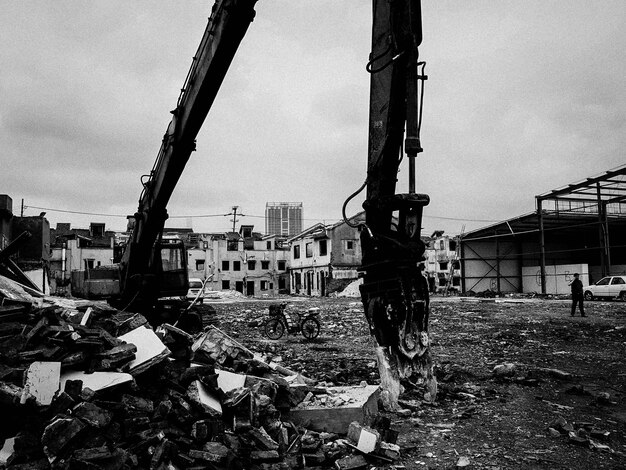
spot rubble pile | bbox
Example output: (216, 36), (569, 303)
(335, 280), (362, 299)
(0, 285), (401, 469)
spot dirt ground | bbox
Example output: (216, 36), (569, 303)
(203, 295), (626, 469)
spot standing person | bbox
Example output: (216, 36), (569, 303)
(570, 273), (585, 317)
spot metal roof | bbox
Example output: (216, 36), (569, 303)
(462, 165), (626, 240)
(537, 164), (626, 209)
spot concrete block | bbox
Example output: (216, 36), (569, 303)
(356, 427), (379, 453)
(216, 368), (246, 392)
(73, 402), (112, 428)
(187, 380), (222, 415)
(21, 361), (61, 406)
(286, 385), (379, 434)
(41, 417), (86, 462)
(60, 370), (133, 392)
(118, 326), (170, 375)
(335, 454), (368, 469)
(0, 437), (15, 466)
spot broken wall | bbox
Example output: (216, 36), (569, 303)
(0, 194), (12, 250)
(13, 216), (51, 268)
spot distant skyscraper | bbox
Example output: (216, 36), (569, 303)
(265, 202), (303, 237)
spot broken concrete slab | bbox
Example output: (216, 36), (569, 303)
(0, 437), (15, 466)
(41, 417), (86, 462)
(0, 273), (40, 303)
(117, 325), (170, 375)
(379, 441), (401, 460)
(20, 361), (61, 406)
(73, 401), (112, 428)
(60, 370), (133, 392)
(192, 326), (254, 366)
(247, 426), (279, 451)
(335, 454), (368, 469)
(492, 363), (517, 377)
(286, 385), (379, 434)
(250, 449), (280, 463)
(216, 368), (246, 392)
(347, 421), (380, 453)
(189, 442), (230, 464)
(356, 426), (379, 453)
(187, 380), (222, 416)
(0, 381), (25, 406)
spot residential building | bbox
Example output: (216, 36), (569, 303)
(0, 194), (51, 292)
(288, 212), (365, 296)
(265, 202), (303, 237)
(49, 222), (116, 295)
(423, 231), (461, 293)
(212, 225), (289, 296)
(168, 225), (290, 296)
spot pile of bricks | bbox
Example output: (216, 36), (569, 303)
(0, 284), (402, 469)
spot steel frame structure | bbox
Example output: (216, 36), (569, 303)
(536, 165), (626, 293)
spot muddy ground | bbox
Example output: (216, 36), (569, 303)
(202, 295), (626, 469)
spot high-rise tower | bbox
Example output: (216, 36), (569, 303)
(265, 202), (303, 237)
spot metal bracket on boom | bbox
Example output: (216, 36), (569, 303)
(359, 193), (430, 358)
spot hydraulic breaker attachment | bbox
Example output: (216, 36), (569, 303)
(359, 195), (437, 408)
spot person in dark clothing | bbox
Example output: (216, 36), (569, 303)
(570, 273), (585, 317)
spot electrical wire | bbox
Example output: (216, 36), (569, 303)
(26, 206), (128, 218)
(25, 205), (621, 234)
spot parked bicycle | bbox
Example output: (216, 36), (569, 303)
(264, 302), (321, 340)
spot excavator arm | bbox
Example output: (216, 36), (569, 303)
(105, 0), (435, 403)
(358, 0), (437, 407)
(120, 0), (258, 305)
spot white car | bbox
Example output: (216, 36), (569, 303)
(186, 278), (205, 302)
(583, 275), (626, 301)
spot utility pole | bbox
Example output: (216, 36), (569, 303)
(21, 199), (24, 217)
(230, 206), (240, 232)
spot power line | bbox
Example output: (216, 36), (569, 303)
(26, 205), (232, 219)
(26, 205), (129, 218)
(25, 204), (502, 224)
(423, 214), (500, 223)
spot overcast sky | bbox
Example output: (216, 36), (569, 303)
(1, 1), (625, 237)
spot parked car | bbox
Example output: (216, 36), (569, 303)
(186, 277), (205, 302)
(583, 275), (626, 301)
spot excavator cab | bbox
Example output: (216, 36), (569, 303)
(156, 238), (189, 298)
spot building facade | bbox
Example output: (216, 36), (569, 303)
(171, 225), (290, 297)
(265, 202), (303, 237)
(288, 213), (364, 296)
(0, 194), (51, 292)
(49, 223), (115, 295)
(423, 231), (461, 293)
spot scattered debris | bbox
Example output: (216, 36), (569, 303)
(492, 363), (517, 377)
(0, 289), (409, 469)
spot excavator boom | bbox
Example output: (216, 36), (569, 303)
(359, 0), (437, 407)
(120, 0), (258, 304)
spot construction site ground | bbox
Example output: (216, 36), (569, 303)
(203, 295), (626, 469)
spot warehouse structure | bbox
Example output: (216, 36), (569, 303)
(460, 166), (626, 295)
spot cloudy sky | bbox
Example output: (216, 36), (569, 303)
(1, 1), (625, 237)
